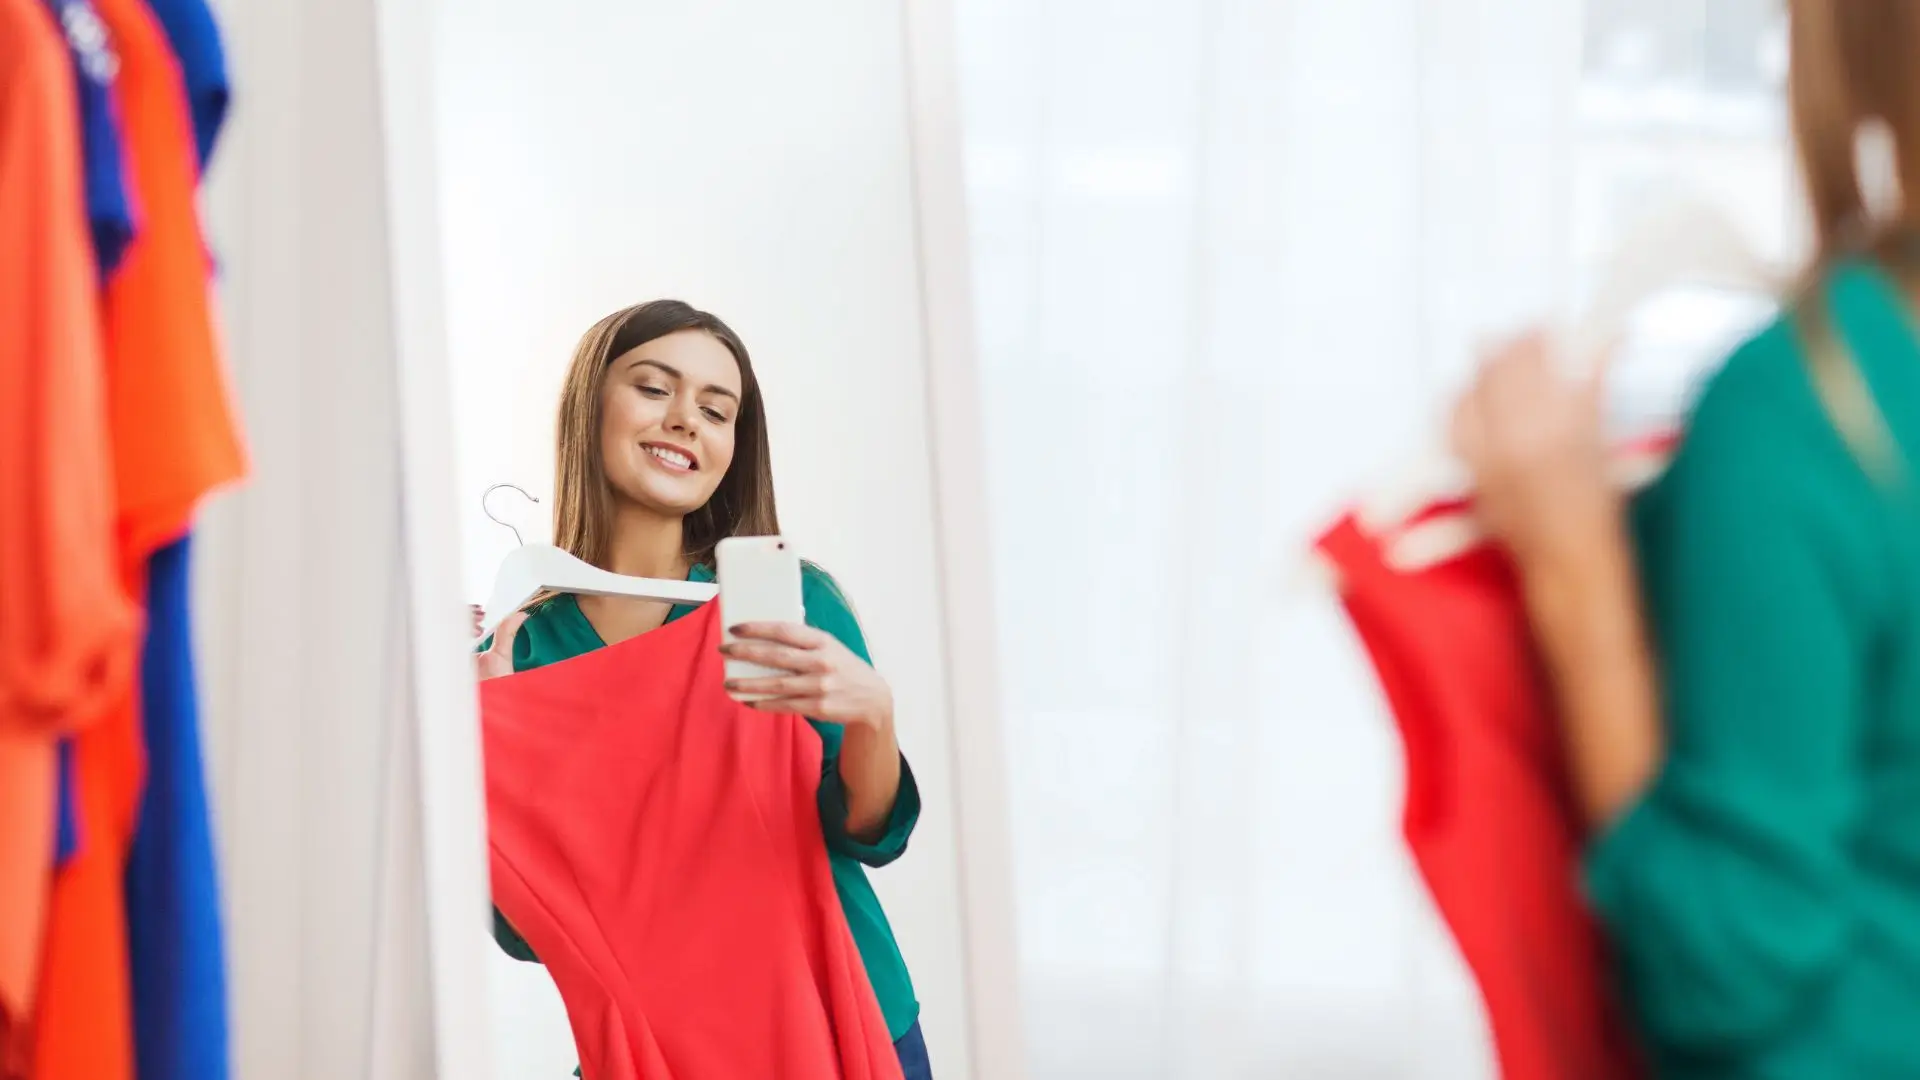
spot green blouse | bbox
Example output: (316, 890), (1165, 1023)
(484, 561), (922, 1045)
(1589, 262), (1920, 1076)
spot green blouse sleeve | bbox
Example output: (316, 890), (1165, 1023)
(802, 564), (922, 867)
(492, 908), (540, 962)
(476, 621), (546, 964)
(1585, 331), (1883, 1053)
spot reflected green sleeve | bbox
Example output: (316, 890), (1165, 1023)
(492, 907), (540, 963)
(803, 565), (922, 867)
(479, 621), (545, 964)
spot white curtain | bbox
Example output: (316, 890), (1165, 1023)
(951, 0), (1792, 1076)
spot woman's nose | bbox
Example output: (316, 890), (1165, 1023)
(665, 398), (698, 432)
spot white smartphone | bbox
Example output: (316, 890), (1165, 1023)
(715, 535), (804, 701)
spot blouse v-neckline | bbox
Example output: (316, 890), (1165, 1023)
(554, 562), (716, 650)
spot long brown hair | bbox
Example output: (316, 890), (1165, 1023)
(1787, 0), (1915, 473)
(551, 300), (781, 570)
(1788, 0), (1920, 261)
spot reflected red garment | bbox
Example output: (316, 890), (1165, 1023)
(479, 601), (902, 1080)
(1317, 516), (1645, 1080)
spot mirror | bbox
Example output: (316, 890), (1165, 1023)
(433, 5), (991, 1078)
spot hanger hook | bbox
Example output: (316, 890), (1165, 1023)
(481, 483), (539, 547)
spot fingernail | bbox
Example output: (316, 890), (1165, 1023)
(728, 625), (746, 636)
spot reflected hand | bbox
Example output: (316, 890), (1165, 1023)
(721, 622), (893, 729)
(475, 610), (528, 681)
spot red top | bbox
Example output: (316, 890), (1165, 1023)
(481, 601), (902, 1080)
(1317, 516), (1645, 1080)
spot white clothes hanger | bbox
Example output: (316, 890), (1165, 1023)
(1298, 193), (1780, 590)
(473, 547), (718, 645)
(473, 484), (718, 647)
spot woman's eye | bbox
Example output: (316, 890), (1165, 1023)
(637, 384), (670, 398)
(702, 407), (730, 423)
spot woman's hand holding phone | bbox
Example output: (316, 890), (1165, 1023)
(721, 623), (894, 731)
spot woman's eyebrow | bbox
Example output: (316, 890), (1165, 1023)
(630, 357), (739, 401)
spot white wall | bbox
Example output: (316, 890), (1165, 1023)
(432, 3), (974, 1076)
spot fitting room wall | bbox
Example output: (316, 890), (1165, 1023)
(432, 3), (977, 1076)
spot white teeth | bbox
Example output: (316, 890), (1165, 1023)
(646, 445), (693, 469)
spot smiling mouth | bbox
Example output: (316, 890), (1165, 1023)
(643, 443), (698, 471)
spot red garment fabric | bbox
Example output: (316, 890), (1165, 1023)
(480, 600), (902, 1080)
(1317, 515), (1645, 1080)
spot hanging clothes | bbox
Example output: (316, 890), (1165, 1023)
(43, 0), (137, 880)
(137, 0), (223, 172)
(90, 0), (242, 559)
(0, 0), (139, 1062)
(125, 536), (228, 1080)
(481, 600), (903, 1080)
(47, 0), (135, 275)
(118, 3), (233, 1077)
(31, 0), (245, 1074)
(1316, 513), (1646, 1080)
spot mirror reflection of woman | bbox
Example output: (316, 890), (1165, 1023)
(1455, 2), (1920, 1074)
(474, 301), (933, 1080)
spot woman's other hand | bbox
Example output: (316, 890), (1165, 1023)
(475, 610), (528, 681)
(721, 622), (895, 730)
(1451, 329), (1626, 580)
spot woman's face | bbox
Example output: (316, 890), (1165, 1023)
(598, 329), (743, 519)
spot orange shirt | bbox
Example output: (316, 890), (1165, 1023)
(95, 0), (244, 558)
(31, 0), (246, 1075)
(0, 0), (139, 1061)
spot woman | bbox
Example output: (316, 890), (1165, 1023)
(1454, 2), (1920, 1075)
(473, 300), (932, 1079)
